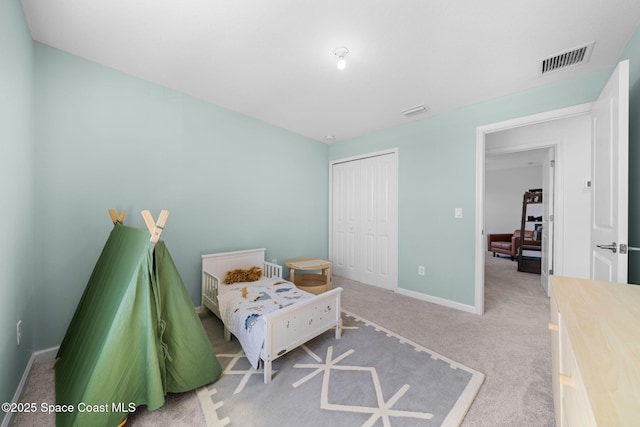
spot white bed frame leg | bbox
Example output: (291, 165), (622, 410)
(263, 360), (272, 384)
(336, 317), (342, 339)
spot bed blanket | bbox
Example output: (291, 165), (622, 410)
(217, 278), (311, 368)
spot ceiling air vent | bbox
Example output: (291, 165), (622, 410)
(539, 41), (595, 75)
(402, 104), (429, 117)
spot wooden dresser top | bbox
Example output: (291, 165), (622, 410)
(551, 276), (640, 426)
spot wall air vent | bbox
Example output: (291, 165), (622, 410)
(539, 41), (595, 75)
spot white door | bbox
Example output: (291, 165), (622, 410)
(591, 60), (629, 283)
(331, 152), (398, 290)
(331, 160), (361, 281)
(541, 148), (555, 295)
(360, 154), (397, 289)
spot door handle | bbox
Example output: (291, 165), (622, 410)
(596, 242), (617, 253)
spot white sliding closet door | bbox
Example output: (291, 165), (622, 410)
(331, 152), (397, 290)
(332, 160), (361, 281)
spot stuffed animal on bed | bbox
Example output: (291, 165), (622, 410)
(223, 266), (263, 284)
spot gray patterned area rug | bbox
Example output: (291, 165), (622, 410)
(197, 311), (484, 427)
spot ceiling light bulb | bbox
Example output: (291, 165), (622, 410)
(334, 47), (349, 71)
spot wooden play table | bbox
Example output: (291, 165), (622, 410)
(285, 258), (332, 295)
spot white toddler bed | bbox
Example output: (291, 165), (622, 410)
(201, 248), (342, 383)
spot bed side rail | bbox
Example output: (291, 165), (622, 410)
(262, 261), (282, 278)
(201, 270), (222, 317)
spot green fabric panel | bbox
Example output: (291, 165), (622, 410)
(154, 242), (222, 392)
(55, 225), (221, 427)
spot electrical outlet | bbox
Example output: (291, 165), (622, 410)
(16, 320), (22, 346)
(272, 258), (278, 265)
(418, 266), (425, 276)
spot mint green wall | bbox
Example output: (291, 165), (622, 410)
(620, 25), (640, 283)
(4, 1), (639, 412)
(0, 0), (36, 420)
(329, 69), (615, 305)
(33, 44), (329, 349)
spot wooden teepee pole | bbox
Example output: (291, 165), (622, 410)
(141, 210), (170, 243)
(108, 209), (126, 225)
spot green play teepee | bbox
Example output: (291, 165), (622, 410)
(55, 211), (221, 427)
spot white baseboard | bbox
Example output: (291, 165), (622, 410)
(33, 346), (59, 363)
(395, 288), (479, 314)
(1, 346), (60, 427)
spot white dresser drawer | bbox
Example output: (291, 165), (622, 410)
(559, 322), (596, 427)
(550, 276), (640, 427)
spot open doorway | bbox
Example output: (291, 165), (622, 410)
(474, 103), (593, 314)
(484, 147), (553, 294)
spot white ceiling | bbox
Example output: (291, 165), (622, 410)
(20, 0), (640, 143)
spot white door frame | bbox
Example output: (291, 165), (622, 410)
(540, 147), (555, 296)
(329, 148), (399, 289)
(475, 103), (593, 314)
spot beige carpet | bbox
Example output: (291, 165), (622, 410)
(339, 255), (553, 427)
(10, 253), (553, 426)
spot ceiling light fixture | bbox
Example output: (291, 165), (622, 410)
(334, 47), (349, 70)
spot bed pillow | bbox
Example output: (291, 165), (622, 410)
(223, 266), (263, 284)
